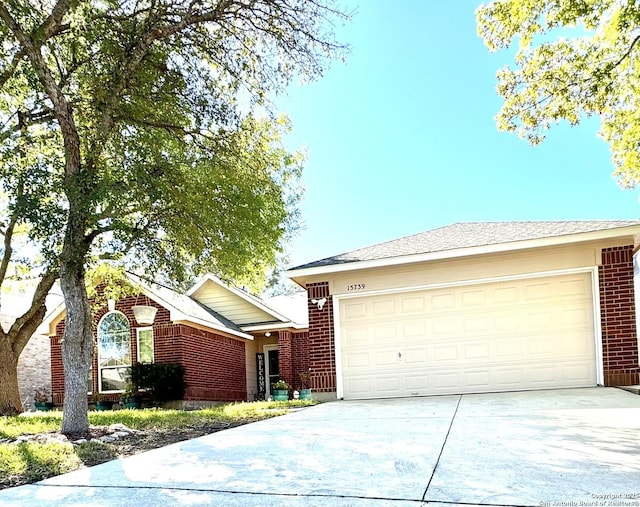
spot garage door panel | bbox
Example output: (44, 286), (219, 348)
(430, 293), (455, 310)
(343, 301), (367, 320)
(372, 299), (395, 316)
(340, 272), (597, 399)
(432, 372), (460, 389)
(492, 285), (519, 304)
(525, 282), (553, 300)
(464, 343), (490, 360)
(403, 348), (427, 364)
(345, 352), (370, 368)
(432, 317), (457, 335)
(461, 289), (487, 307)
(401, 296), (425, 313)
(464, 370), (491, 388)
(375, 350), (397, 366)
(433, 344), (459, 362)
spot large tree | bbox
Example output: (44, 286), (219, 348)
(0, 100), (60, 415)
(477, 0), (640, 186)
(0, 0), (347, 433)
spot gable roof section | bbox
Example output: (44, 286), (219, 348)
(187, 273), (305, 330)
(41, 273), (253, 340)
(128, 274), (251, 339)
(287, 220), (640, 278)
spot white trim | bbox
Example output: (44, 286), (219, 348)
(96, 310), (131, 394)
(332, 266), (600, 398)
(333, 294), (344, 400)
(591, 267), (604, 386)
(335, 266), (596, 300)
(242, 321), (307, 332)
(263, 344), (279, 398)
(287, 226), (640, 280)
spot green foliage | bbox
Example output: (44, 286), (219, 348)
(130, 363), (186, 404)
(0, 441), (81, 485)
(271, 379), (290, 391)
(0, 0), (347, 431)
(0, 414), (61, 439)
(0, 0), (348, 289)
(85, 264), (141, 311)
(477, 0), (640, 186)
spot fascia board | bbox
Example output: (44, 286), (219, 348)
(286, 226), (640, 280)
(241, 322), (308, 332)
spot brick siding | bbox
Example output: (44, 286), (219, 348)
(274, 330), (309, 393)
(50, 294), (248, 403)
(307, 282), (336, 393)
(599, 245), (640, 386)
(292, 331), (310, 390)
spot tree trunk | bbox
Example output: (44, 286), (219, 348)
(60, 220), (93, 435)
(0, 275), (53, 416)
(0, 341), (22, 415)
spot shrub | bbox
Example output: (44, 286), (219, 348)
(130, 362), (186, 404)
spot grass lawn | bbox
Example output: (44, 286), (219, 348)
(0, 399), (315, 490)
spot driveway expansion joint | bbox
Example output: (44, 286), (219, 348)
(422, 394), (462, 502)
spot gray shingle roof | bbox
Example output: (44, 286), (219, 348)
(290, 220), (640, 270)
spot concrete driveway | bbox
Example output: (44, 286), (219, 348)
(2, 387), (640, 506)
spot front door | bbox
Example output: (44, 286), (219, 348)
(264, 345), (280, 397)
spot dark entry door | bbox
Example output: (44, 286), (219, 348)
(267, 349), (280, 393)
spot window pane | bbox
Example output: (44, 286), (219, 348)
(100, 367), (127, 391)
(138, 328), (154, 363)
(98, 312), (131, 368)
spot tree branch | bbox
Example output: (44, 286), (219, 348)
(9, 269), (59, 355)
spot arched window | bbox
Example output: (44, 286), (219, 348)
(97, 311), (131, 392)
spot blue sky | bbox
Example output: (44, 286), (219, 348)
(276, 0), (640, 268)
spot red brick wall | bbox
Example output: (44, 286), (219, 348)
(275, 331), (310, 392)
(599, 245), (640, 386)
(179, 325), (246, 401)
(49, 295), (248, 402)
(307, 282), (336, 393)
(292, 331), (310, 390)
(277, 330), (293, 388)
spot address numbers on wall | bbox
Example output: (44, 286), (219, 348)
(347, 283), (366, 291)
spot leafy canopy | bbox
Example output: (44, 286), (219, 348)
(477, 0), (640, 187)
(0, 0), (348, 291)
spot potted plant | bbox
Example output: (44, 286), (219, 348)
(298, 371), (312, 400)
(34, 388), (54, 411)
(93, 392), (114, 411)
(271, 379), (290, 401)
(120, 382), (142, 409)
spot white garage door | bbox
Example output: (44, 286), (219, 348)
(339, 272), (597, 399)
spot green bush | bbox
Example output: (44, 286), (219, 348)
(130, 362), (186, 404)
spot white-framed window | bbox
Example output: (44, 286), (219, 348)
(97, 311), (131, 392)
(136, 327), (154, 364)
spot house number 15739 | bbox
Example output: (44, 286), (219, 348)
(347, 283), (366, 291)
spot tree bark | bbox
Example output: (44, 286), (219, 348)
(59, 215), (93, 435)
(0, 341), (22, 415)
(0, 272), (55, 416)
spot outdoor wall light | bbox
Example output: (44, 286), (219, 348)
(311, 297), (327, 311)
